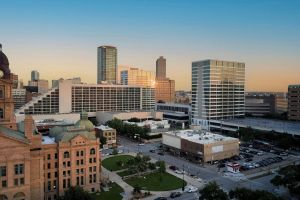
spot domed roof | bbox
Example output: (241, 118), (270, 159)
(49, 126), (65, 137)
(0, 44), (9, 68)
(75, 111), (94, 131)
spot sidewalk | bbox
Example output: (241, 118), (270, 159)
(102, 167), (134, 199)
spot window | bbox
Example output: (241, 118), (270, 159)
(53, 180), (57, 189)
(93, 174), (96, 183)
(93, 158), (96, 163)
(0, 166), (6, 177)
(47, 154), (51, 160)
(93, 166), (96, 172)
(48, 181), (51, 191)
(0, 108), (3, 119)
(67, 178), (71, 187)
(14, 164), (24, 175)
(55, 162), (58, 168)
(90, 148), (95, 155)
(63, 179), (66, 188)
(55, 172), (58, 178)
(54, 153), (58, 159)
(63, 151), (70, 158)
(89, 167), (92, 173)
(89, 175), (92, 183)
(67, 161), (71, 167)
(2, 180), (7, 188)
(76, 177), (79, 185)
(76, 160), (79, 166)
(20, 178), (24, 185)
(81, 176), (84, 185)
(47, 163), (51, 169)
(81, 151), (84, 156)
(48, 173), (51, 179)
(14, 178), (18, 186)
(80, 159), (84, 165)
(76, 151), (80, 157)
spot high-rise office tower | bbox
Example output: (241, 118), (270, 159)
(31, 70), (39, 81)
(120, 67), (155, 87)
(191, 59), (245, 126)
(288, 84), (300, 121)
(97, 45), (117, 84)
(156, 56), (166, 78)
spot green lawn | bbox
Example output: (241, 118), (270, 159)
(102, 155), (134, 171)
(92, 183), (124, 200)
(117, 170), (133, 177)
(124, 172), (186, 191)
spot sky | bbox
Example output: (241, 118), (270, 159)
(0, 0), (299, 92)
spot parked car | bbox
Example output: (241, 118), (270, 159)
(154, 197), (167, 200)
(175, 170), (185, 174)
(169, 165), (179, 171)
(245, 158), (253, 162)
(138, 143), (145, 146)
(118, 150), (124, 154)
(149, 149), (156, 153)
(158, 152), (164, 156)
(170, 192), (182, 198)
(218, 163), (225, 168)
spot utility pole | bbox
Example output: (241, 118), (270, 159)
(182, 164), (185, 191)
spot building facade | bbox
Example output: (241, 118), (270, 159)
(97, 46), (117, 84)
(156, 56), (166, 79)
(120, 67), (155, 88)
(12, 89), (27, 110)
(156, 103), (191, 125)
(191, 59), (245, 128)
(155, 78), (175, 103)
(94, 125), (117, 148)
(288, 84), (300, 121)
(162, 130), (239, 162)
(15, 80), (155, 115)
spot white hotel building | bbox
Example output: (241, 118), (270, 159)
(15, 80), (155, 116)
(191, 59), (245, 129)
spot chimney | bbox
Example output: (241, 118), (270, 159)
(24, 115), (34, 140)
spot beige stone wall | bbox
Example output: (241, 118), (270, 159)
(202, 140), (239, 162)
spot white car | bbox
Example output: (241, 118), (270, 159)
(138, 143), (145, 146)
(175, 170), (185, 174)
(184, 186), (198, 193)
(118, 150), (124, 154)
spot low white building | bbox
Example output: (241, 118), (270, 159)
(96, 111), (163, 125)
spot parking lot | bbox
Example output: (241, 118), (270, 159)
(207, 141), (300, 176)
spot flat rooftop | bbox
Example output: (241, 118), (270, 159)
(165, 129), (238, 144)
(222, 118), (300, 135)
(95, 125), (115, 131)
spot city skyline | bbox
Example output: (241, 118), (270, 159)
(1, 0), (300, 92)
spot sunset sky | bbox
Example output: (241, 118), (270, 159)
(1, 0), (299, 92)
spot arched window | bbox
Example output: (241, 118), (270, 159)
(63, 151), (70, 159)
(0, 195), (8, 200)
(0, 108), (3, 119)
(13, 192), (25, 200)
(90, 148), (95, 155)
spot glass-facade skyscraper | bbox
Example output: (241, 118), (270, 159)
(97, 46), (117, 84)
(191, 59), (245, 127)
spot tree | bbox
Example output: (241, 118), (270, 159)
(112, 148), (118, 155)
(156, 161), (166, 173)
(133, 184), (142, 194)
(229, 187), (284, 200)
(270, 164), (300, 195)
(62, 186), (93, 200)
(199, 181), (228, 200)
(99, 136), (107, 148)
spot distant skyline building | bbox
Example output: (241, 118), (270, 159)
(191, 59), (245, 128)
(31, 70), (39, 81)
(288, 84), (300, 121)
(120, 67), (155, 87)
(97, 45), (117, 84)
(155, 78), (175, 103)
(16, 80), (155, 115)
(155, 56), (175, 103)
(156, 56), (166, 79)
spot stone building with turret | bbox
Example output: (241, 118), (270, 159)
(0, 45), (101, 200)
